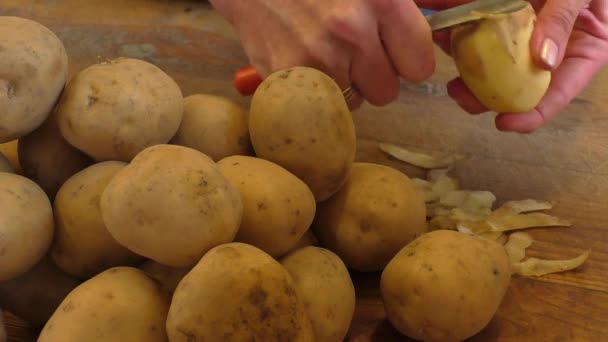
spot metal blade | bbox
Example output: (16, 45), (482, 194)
(425, 0), (528, 31)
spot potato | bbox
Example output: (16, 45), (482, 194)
(0, 16), (68, 143)
(313, 162), (427, 271)
(217, 155), (316, 258)
(55, 57), (183, 162)
(0, 140), (21, 174)
(0, 257), (81, 327)
(18, 113), (93, 199)
(381, 230), (511, 342)
(52, 161), (144, 279)
(170, 94), (253, 161)
(0, 173), (54, 281)
(138, 260), (190, 296)
(249, 66), (356, 202)
(100, 144), (243, 268)
(280, 246), (355, 342)
(451, 2), (550, 112)
(38, 267), (170, 342)
(166, 242), (315, 342)
(0, 153), (12, 173)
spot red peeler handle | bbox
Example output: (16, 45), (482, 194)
(233, 65), (263, 96)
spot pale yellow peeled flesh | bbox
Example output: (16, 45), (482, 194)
(451, 3), (551, 113)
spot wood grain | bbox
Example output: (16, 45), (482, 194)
(1, 1), (607, 341)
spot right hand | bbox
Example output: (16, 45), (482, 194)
(418, 0), (608, 133)
(209, 0), (436, 109)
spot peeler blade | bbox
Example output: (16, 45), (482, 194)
(425, 0), (528, 31)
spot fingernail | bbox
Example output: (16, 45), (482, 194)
(540, 38), (558, 69)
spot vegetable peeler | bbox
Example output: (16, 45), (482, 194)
(232, 0), (528, 96)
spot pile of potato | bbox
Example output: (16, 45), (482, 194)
(0, 11), (580, 342)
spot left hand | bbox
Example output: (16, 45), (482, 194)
(417, 0), (608, 133)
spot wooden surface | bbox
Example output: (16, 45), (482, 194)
(2, 1), (607, 341)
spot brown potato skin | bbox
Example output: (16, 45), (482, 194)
(38, 267), (170, 342)
(52, 161), (143, 279)
(248, 67), (356, 202)
(313, 162), (427, 271)
(171, 94), (253, 161)
(280, 246), (356, 342)
(0, 16), (68, 143)
(0, 257), (81, 328)
(217, 155), (316, 258)
(166, 242), (315, 342)
(55, 58), (183, 162)
(381, 230), (512, 342)
(0, 173), (54, 281)
(18, 113), (93, 199)
(100, 144), (243, 268)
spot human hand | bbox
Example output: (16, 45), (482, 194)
(418, 0), (608, 132)
(209, 0), (436, 109)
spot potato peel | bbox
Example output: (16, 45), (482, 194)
(487, 212), (571, 232)
(512, 251), (591, 277)
(504, 232), (533, 264)
(379, 142), (588, 277)
(492, 199), (553, 217)
(378, 143), (464, 169)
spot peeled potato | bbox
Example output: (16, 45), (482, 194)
(451, 2), (551, 112)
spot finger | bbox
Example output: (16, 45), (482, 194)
(447, 78), (488, 114)
(432, 29), (452, 56)
(531, 0), (591, 70)
(350, 35), (400, 106)
(495, 57), (601, 132)
(374, 0), (436, 82)
(345, 86), (365, 111)
(590, 0), (608, 22)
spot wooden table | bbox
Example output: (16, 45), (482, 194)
(2, 1), (607, 341)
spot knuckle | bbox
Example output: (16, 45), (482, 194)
(544, 6), (579, 37)
(370, 0), (397, 16)
(324, 12), (368, 51)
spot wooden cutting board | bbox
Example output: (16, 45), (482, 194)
(2, 1), (607, 341)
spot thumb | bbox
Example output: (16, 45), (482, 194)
(531, 0), (590, 70)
